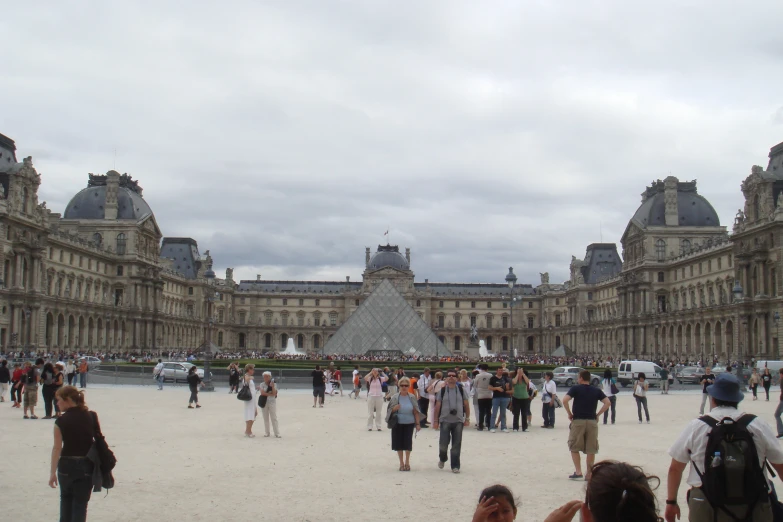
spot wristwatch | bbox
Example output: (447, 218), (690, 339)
(666, 500), (678, 506)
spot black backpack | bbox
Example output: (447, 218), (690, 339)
(694, 414), (771, 521)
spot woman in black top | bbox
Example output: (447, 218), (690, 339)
(187, 366), (203, 409)
(228, 363), (240, 394)
(49, 385), (98, 521)
(41, 362), (58, 419)
(762, 367), (773, 401)
(0, 359), (10, 403)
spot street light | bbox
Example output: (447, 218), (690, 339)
(202, 265), (217, 392)
(505, 267), (517, 363)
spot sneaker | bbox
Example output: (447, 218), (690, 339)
(452, 468), (460, 474)
(513, 429), (519, 432)
(638, 420), (642, 424)
(568, 473), (584, 480)
(501, 429), (510, 433)
(490, 429), (496, 433)
(647, 420), (650, 424)
(438, 461), (445, 469)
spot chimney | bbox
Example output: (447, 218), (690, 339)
(405, 247), (410, 264)
(664, 176), (679, 226)
(256, 274), (261, 281)
(104, 170), (120, 220)
(365, 247), (371, 266)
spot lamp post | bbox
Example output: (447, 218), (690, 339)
(733, 280), (744, 360)
(202, 266), (217, 392)
(505, 267), (517, 363)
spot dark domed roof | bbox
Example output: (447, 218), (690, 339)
(630, 180), (720, 228)
(368, 245), (410, 271)
(64, 174), (152, 221)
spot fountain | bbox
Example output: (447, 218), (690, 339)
(478, 340), (488, 358)
(282, 338), (305, 356)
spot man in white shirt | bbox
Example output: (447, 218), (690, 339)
(665, 373), (783, 522)
(417, 368), (432, 428)
(153, 359), (165, 390)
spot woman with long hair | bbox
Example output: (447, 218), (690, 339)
(749, 367), (761, 401)
(386, 376), (422, 471)
(243, 364), (257, 437)
(633, 373), (650, 424)
(186, 366), (203, 409)
(762, 367), (773, 401)
(259, 371), (280, 438)
(48, 386), (100, 521)
(601, 369), (617, 425)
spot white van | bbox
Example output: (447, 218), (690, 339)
(618, 360), (663, 388)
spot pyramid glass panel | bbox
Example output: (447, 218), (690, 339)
(324, 279), (449, 356)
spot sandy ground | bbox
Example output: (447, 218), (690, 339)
(1, 385), (782, 521)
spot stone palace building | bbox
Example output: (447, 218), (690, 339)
(1, 130), (782, 362)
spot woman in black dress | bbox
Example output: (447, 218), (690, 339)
(49, 385), (99, 521)
(187, 366), (203, 408)
(228, 363), (240, 394)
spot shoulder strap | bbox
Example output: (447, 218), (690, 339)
(90, 411), (103, 438)
(698, 415), (719, 428)
(736, 414), (757, 429)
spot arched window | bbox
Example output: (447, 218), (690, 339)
(485, 336), (493, 351)
(281, 333), (288, 348)
(502, 336), (509, 351)
(680, 239), (691, 255)
(238, 333), (246, 348)
(655, 239), (666, 261)
(116, 233), (127, 255)
(297, 334), (305, 349)
(264, 333), (272, 348)
(454, 336), (461, 351)
(527, 336), (534, 351)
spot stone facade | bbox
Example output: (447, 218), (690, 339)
(2, 131), (782, 362)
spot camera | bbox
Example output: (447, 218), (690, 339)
(449, 409), (458, 415)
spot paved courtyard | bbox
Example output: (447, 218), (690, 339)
(2, 385), (781, 521)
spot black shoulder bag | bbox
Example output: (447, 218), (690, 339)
(237, 383), (252, 401)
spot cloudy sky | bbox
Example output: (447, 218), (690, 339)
(4, 1), (783, 286)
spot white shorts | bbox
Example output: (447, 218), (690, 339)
(0, 382), (8, 395)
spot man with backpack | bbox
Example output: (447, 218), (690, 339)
(665, 373), (783, 522)
(432, 370), (470, 474)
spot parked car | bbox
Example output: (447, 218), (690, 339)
(80, 356), (102, 370)
(160, 362), (210, 383)
(551, 367), (602, 387)
(618, 360), (663, 387)
(675, 366), (702, 384)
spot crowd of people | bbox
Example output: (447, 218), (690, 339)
(6, 352), (783, 522)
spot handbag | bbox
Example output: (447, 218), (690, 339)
(258, 384), (271, 408)
(610, 381), (619, 395)
(237, 384), (252, 401)
(553, 395), (563, 409)
(387, 411), (398, 429)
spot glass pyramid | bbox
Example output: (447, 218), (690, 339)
(324, 279), (449, 357)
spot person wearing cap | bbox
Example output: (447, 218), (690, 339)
(665, 372), (783, 522)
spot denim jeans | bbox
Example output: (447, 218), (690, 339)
(699, 393), (709, 415)
(775, 400), (783, 436)
(542, 402), (555, 427)
(477, 398), (492, 429)
(157, 375), (164, 390)
(438, 421), (463, 470)
(490, 397), (510, 430)
(79, 373), (86, 388)
(636, 396), (649, 421)
(58, 457), (94, 522)
(603, 395), (616, 424)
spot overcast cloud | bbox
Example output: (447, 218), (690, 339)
(3, 1), (783, 286)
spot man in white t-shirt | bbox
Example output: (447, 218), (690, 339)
(665, 373), (783, 522)
(473, 364), (493, 430)
(153, 359), (165, 390)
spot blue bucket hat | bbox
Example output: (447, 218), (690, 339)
(706, 373), (744, 403)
